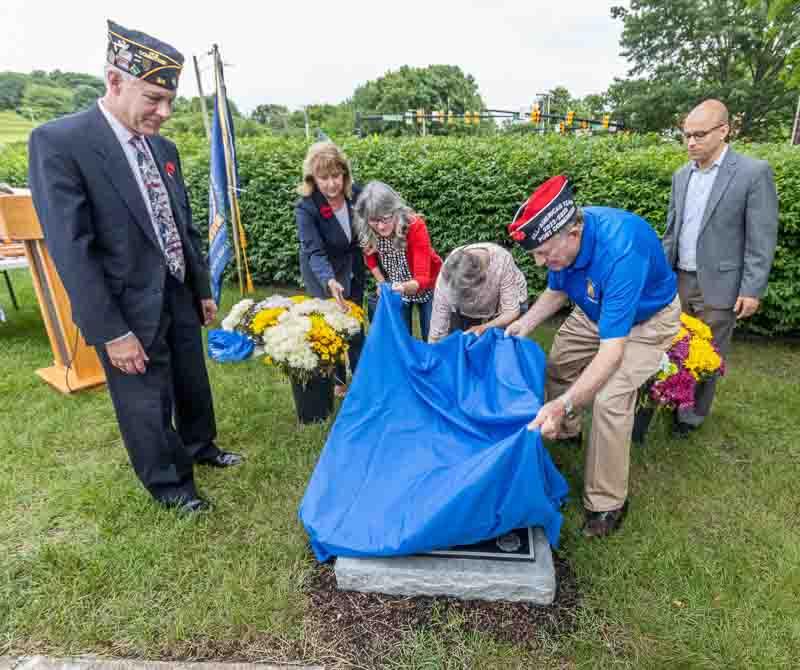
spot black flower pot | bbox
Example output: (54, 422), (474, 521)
(632, 406), (655, 446)
(291, 374), (334, 424)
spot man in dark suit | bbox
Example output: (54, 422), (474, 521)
(663, 99), (779, 436)
(28, 20), (242, 512)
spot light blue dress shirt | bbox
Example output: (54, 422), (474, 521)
(677, 145), (728, 271)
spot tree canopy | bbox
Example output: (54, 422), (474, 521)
(0, 70), (105, 123)
(351, 65), (484, 115)
(609, 0), (800, 138)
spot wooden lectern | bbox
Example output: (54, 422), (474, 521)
(0, 189), (106, 393)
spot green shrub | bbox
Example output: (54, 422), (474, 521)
(2, 134), (798, 335)
(0, 141), (28, 186)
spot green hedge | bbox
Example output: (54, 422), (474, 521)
(3, 135), (799, 335)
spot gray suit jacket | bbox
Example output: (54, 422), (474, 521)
(662, 147), (779, 308)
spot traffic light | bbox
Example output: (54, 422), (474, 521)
(559, 121), (566, 134)
(566, 110), (575, 126)
(531, 103), (540, 124)
(602, 114), (610, 129)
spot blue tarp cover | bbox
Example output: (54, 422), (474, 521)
(299, 288), (568, 562)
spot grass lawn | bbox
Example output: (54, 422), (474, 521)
(1, 270), (799, 668)
(0, 111), (35, 146)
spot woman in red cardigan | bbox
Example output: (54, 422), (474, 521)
(353, 181), (442, 341)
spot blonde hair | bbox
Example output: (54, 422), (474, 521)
(297, 141), (353, 199)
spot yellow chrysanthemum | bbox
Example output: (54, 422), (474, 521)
(307, 315), (345, 362)
(290, 295), (308, 304)
(250, 307), (286, 335)
(672, 326), (689, 345)
(344, 300), (366, 324)
(680, 313), (713, 341)
(684, 337), (722, 379)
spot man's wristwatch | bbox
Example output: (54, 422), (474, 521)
(561, 393), (575, 418)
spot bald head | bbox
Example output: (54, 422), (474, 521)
(687, 99), (729, 127)
(682, 99), (730, 168)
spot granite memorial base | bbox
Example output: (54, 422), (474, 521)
(335, 527), (555, 605)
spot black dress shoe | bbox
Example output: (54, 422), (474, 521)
(196, 450), (245, 468)
(582, 500), (629, 538)
(159, 495), (212, 514)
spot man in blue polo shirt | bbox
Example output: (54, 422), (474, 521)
(505, 176), (680, 538)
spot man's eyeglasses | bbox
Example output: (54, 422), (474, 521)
(681, 123), (726, 141)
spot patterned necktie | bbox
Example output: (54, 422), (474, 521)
(130, 136), (185, 282)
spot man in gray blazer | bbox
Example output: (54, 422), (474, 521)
(663, 99), (779, 436)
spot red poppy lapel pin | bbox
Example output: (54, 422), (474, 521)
(319, 204), (334, 219)
(165, 161), (176, 178)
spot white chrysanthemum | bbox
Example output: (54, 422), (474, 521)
(262, 296), (294, 309)
(291, 298), (334, 317)
(658, 352), (671, 374)
(323, 310), (361, 336)
(222, 298), (255, 331)
(262, 313), (318, 372)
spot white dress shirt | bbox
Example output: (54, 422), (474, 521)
(97, 99), (165, 250)
(677, 145), (728, 272)
(97, 99), (168, 345)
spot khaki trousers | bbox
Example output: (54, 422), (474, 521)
(546, 296), (681, 511)
(676, 271), (737, 426)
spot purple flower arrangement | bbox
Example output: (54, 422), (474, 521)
(642, 314), (726, 412)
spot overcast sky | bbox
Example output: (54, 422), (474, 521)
(1, 0), (631, 114)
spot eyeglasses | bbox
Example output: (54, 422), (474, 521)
(681, 123), (726, 141)
(369, 214), (395, 227)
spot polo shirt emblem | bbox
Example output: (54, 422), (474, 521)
(586, 278), (597, 302)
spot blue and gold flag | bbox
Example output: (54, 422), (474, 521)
(208, 50), (252, 304)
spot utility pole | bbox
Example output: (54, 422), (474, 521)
(536, 92), (550, 134)
(193, 54), (211, 142)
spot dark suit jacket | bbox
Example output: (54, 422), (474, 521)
(295, 184), (364, 303)
(28, 104), (211, 347)
(662, 147), (779, 308)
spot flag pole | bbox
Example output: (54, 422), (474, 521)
(212, 44), (245, 295)
(193, 54), (211, 142)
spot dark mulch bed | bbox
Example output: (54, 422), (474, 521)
(303, 550), (581, 667)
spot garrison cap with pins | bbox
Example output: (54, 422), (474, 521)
(508, 176), (578, 250)
(106, 20), (184, 91)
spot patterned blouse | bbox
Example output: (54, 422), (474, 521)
(428, 243), (528, 343)
(376, 237), (434, 305)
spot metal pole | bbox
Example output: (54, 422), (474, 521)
(304, 106), (310, 140)
(213, 44), (244, 294)
(193, 54), (211, 142)
(791, 93), (800, 146)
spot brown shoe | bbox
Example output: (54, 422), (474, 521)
(582, 501), (629, 538)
